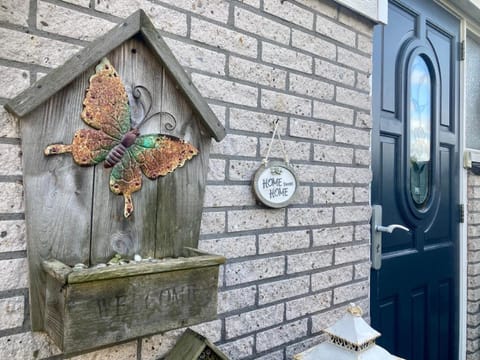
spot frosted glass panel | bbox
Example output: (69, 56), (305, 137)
(410, 55), (431, 206)
(466, 34), (480, 149)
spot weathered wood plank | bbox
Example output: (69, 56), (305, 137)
(44, 275), (65, 348)
(156, 71), (212, 258)
(139, 12), (226, 141)
(21, 72), (93, 330)
(183, 247), (224, 258)
(67, 254), (225, 284)
(4, 11), (142, 118)
(90, 38), (161, 264)
(62, 266), (220, 353)
(42, 259), (72, 283)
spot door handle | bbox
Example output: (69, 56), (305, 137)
(375, 224), (410, 233)
(371, 205), (410, 270)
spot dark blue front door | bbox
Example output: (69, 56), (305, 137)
(371, 0), (460, 359)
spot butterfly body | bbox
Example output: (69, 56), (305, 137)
(104, 128), (140, 168)
(44, 57), (198, 218)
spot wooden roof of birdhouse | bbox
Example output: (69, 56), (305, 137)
(165, 328), (229, 360)
(5, 9), (225, 142)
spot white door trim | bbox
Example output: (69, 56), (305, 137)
(422, 1), (467, 358)
(435, 1), (480, 359)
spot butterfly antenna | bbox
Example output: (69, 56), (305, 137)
(127, 85), (151, 129)
(128, 84), (177, 132)
(143, 111), (177, 132)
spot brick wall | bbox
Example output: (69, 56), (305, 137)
(467, 173), (480, 360)
(0, 0), (374, 359)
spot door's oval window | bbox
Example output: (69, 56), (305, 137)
(409, 55), (432, 207)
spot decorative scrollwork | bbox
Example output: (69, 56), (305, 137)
(129, 84), (177, 132)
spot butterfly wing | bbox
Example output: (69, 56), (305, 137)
(81, 58), (131, 139)
(109, 151), (142, 218)
(107, 134), (197, 218)
(45, 58), (128, 163)
(129, 134), (199, 179)
(45, 129), (118, 166)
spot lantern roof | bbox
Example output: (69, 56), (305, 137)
(293, 304), (406, 360)
(294, 341), (403, 360)
(324, 303), (380, 346)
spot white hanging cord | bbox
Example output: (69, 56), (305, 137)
(276, 127), (289, 164)
(263, 119), (290, 165)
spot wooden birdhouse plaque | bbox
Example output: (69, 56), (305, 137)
(5, 10), (225, 354)
(165, 328), (229, 360)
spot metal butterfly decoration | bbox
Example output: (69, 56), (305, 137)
(44, 57), (198, 218)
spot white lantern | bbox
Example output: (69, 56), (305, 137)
(294, 304), (405, 360)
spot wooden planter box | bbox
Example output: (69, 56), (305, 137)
(42, 248), (225, 354)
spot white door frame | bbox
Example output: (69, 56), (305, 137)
(435, 1), (480, 359)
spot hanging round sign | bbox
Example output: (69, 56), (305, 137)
(253, 161), (298, 208)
